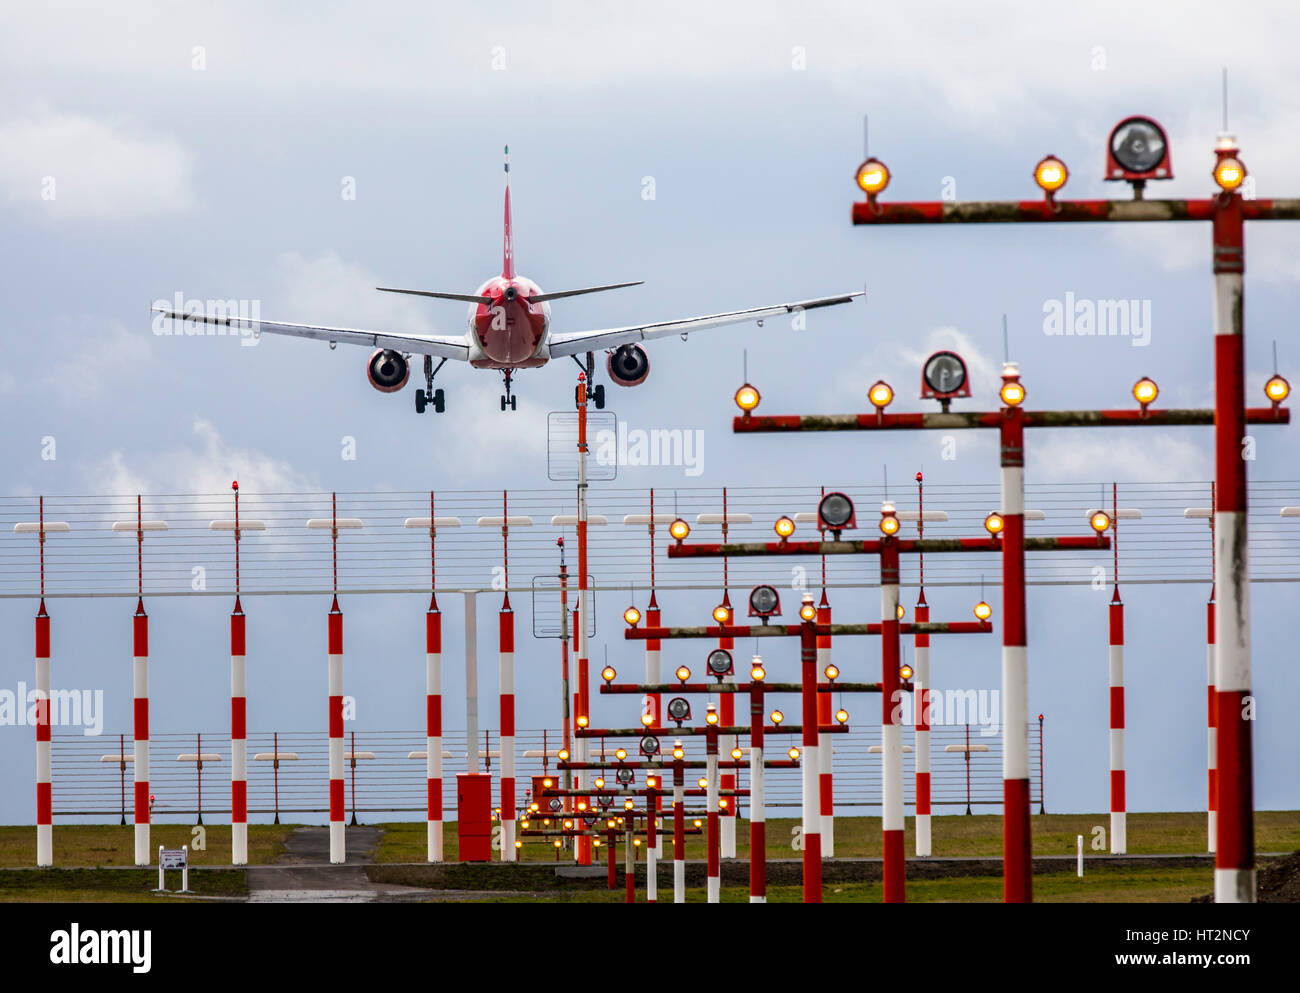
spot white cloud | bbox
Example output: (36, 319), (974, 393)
(274, 251), (441, 331)
(90, 417), (317, 503)
(45, 320), (152, 401)
(0, 105), (193, 220)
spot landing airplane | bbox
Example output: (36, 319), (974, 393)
(152, 148), (862, 412)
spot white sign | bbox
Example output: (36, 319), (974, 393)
(159, 848), (187, 869)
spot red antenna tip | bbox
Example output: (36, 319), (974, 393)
(915, 472), (922, 482)
(231, 480), (239, 491)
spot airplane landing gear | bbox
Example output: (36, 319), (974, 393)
(500, 369), (517, 411)
(417, 355), (447, 414)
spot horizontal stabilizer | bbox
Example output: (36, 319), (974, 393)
(376, 286), (492, 305)
(529, 281), (644, 303)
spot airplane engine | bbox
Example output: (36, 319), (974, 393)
(366, 348), (410, 393)
(606, 344), (649, 387)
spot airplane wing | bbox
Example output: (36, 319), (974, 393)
(545, 291), (863, 358)
(151, 307), (470, 360)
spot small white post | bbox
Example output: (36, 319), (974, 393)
(1076, 834), (1084, 878)
(181, 845), (190, 893)
(156, 845), (164, 891)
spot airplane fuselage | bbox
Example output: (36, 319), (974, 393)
(466, 275), (552, 369)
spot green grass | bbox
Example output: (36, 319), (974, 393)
(371, 811), (1300, 863)
(0, 867), (247, 902)
(467, 864), (1215, 903)
(0, 825), (294, 868)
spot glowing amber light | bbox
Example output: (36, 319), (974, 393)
(1133, 377), (1158, 407)
(770, 710), (784, 725)
(672, 746), (685, 760)
(731, 747), (743, 759)
(615, 748), (627, 761)
(856, 157), (890, 195)
(984, 512), (1005, 535)
(835, 708), (849, 724)
(669, 518), (690, 541)
(735, 383), (761, 412)
(576, 715), (588, 728)
(799, 600), (816, 621)
(788, 747), (800, 760)
(1214, 157), (1245, 191)
(1033, 155), (1069, 192)
(698, 777), (708, 789)
(705, 707), (719, 726)
(824, 664), (839, 681)
(641, 712), (654, 727)
(1091, 511), (1111, 533)
(558, 749), (569, 761)
(675, 665), (691, 684)
(974, 600), (992, 621)
(896, 604), (905, 620)
(623, 606), (641, 627)
(594, 778), (604, 788)
(879, 514), (900, 536)
(899, 664), (914, 680)
(868, 380), (894, 410)
(750, 663), (765, 682)
(1000, 380), (1025, 406)
(713, 604), (731, 624)
(1265, 375), (1290, 404)
(774, 516), (796, 539)
(601, 665), (616, 683)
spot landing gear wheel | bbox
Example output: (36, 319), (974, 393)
(593, 384), (606, 410)
(433, 388), (445, 413)
(500, 395), (507, 411)
(510, 395), (517, 411)
(415, 389), (426, 413)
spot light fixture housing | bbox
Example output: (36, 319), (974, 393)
(985, 512), (1005, 535)
(640, 734), (660, 757)
(748, 584), (781, 619)
(788, 746), (800, 760)
(615, 748), (628, 761)
(750, 658), (766, 682)
(899, 664), (914, 681)
(675, 665), (691, 684)
(735, 383), (761, 412)
(770, 709), (784, 725)
(667, 697), (691, 724)
(879, 503), (900, 536)
(601, 665), (617, 683)
(824, 663), (839, 682)
(920, 350), (971, 408)
(1213, 155), (1246, 191)
(835, 708), (849, 724)
(1090, 510), (1112, 533)
(616, 767), (634, 786)
(1000, 363), (1025, 407)
(704, 704), (719, 726)
(974, 600), (993, 621)
(799, 594), (817, 622)
(623, 605), (641, 627)
(818, 492), (856, 534)
(774, 516), (796, 539)
(1105, 116), (1173, 183)
(712, 603), (732, 625)
(706, 648), (734, 680)
(669, 518), (690, 542)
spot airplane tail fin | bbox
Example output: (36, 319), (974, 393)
(502, 145), (515, 279)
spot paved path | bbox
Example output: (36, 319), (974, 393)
(246, 826), (432, 903)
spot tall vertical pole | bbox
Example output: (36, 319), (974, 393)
(914, 473), (932, 857)
(645, 492), (663, 859)
(230, 483), (248, 866)
(35, 496), (52, 867)
(464, 591), (479, 773)
(646, 775), (658, 903)
(499, 492), (517, 861)
(749, 659), (766, 902)
(1109, 483), (1126, 855)
(799, 612), (822, 902)
(1212, 177), (1254, 903)
(672, 745), (686, 903)
(880, 506), (905, 903)
(575, 372), (592, 865)
(327, 493), (346, 865)
(1000, 365), (1032, 902)
(1206, 482), (1217, 854)
(718, 491), (738, 860)
(705, 711), (721, 903)
(427, 494), (444, 863)
(816, 591), (835, 857)
(132, 496), (151, 867)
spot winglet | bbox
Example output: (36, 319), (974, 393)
(502, 145), (515, 279)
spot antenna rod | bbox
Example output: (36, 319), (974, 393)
(1002, 314), (1010, 363)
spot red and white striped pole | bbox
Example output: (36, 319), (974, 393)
(914, 472), (932, 857)
(1000, 363), (1033, 902)
(672, 741), (686, 903)
(1108, 485), (1126, 855)
(816, 591), (835, 857)
(645, 591), (662, 860)
(749, 655), (766, 902)
(799, 599), (822, 902)
(34, 497), (53, 867)
(228, 482), (249, 866)
(1212, 168), (1254, 902)
(427, 596), (443, 862)
(131, 496), (151, 867)
(705, 704), (721, 903)
(1205, 484), (1217, 854)
(36, 597), (52, 867)
(574, 373), (592, 866)
(914, 590), (932, 857)
(879, 503), (905, 902)
(719, 607), (738, 859)
(498, 494), (517, 861)
(326, 494), (346, 865)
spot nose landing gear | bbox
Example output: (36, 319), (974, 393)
(500, 369), (517, 411)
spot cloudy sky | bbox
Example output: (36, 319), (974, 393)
(2, 2), (1298, 827)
